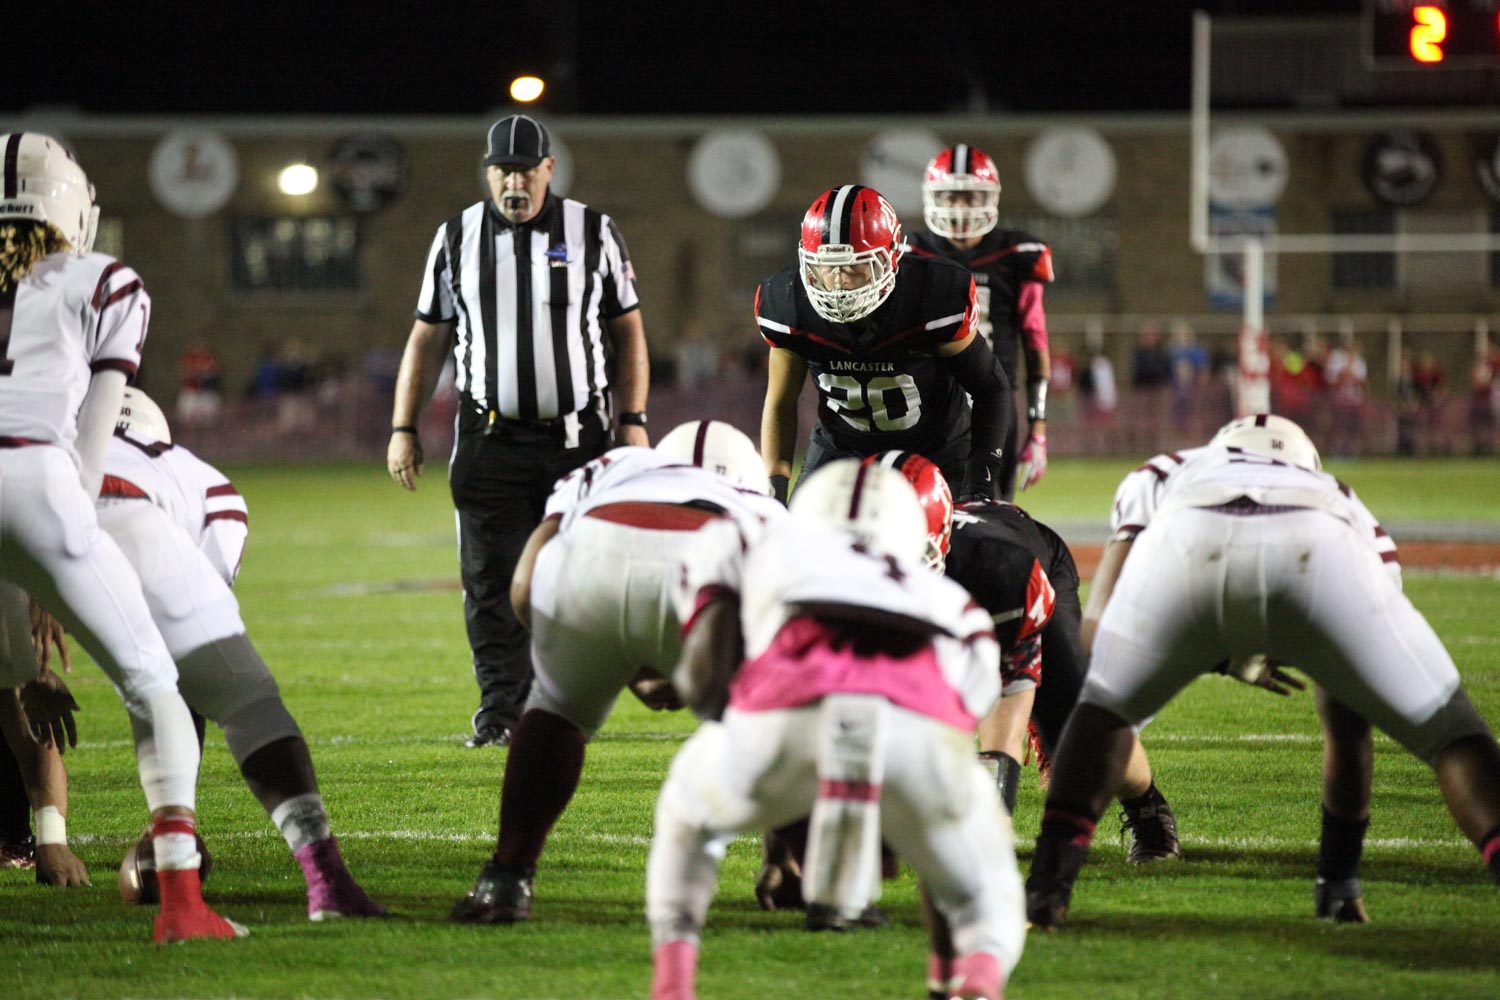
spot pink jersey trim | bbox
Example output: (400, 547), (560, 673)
(729, 616), (974, 731)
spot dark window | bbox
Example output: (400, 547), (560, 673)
(229, 216), (361, 292)
(1002, 213), (1117, 297)
(1330, 209), (1395, 290)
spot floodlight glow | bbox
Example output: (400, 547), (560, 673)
(278, 164), (319, 196)
(510, 76), (545, 102)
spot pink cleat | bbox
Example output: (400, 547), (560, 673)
(651, 940), (698, 1000)
(153, 869), (248, 943)
(296, 838), (388, 921)
(952, 952), (1003, 1000)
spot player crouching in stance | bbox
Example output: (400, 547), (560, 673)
(646, 460), (1025, 1000)
(91, 388), (384, 921)
(1025, 415), (1500, 930)
(450, 420), (785, 923)
(0, 132), (241, 941)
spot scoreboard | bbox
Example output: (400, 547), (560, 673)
(1364, 0), (1500, 68)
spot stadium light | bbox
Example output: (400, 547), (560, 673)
(277, 163), (318, 196)
(510, 75), (545, 102)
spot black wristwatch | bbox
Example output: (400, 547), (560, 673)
(618, 411), (648, 427)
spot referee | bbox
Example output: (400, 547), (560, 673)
(387, 114), (650, 748)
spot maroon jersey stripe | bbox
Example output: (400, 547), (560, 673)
(205, 510), (249, 527)
(90, 262), (126, 309)
(90, 358), (139, 377)
(206, 483), (241, 498)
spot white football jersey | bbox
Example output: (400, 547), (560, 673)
(544, 446), (785, 534)
(1111, 445), (1398, 580)
(677, 517), (1000, 721)
(102, 431), (249, 585)
(0, 253), (149, 459)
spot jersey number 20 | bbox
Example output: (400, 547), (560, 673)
(817, 373), (922, 432)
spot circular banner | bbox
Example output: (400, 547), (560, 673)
(1362, 130), (1442, 207)
(1209, 127), (1288, 208)
(1473, 133), (1500, 205)
(148, 130), (239, 218)
(860, 128), (945, 218)
(1025, 127), (1117, 217)
(688, 130), (781, 219)
(328, 134), (406, 213)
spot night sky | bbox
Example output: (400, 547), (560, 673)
(14, 1), (1365, 117)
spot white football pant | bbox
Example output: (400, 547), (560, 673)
(0, 446), (198, 810)
(646, 703), (1026, 976)
(525, 515), (689, 736)
(1085, 508), (1486, 763)
(97, 499), (299, 764)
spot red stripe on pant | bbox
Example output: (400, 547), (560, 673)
(818, 779), (881, 802)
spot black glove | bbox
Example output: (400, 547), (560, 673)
(955, 460), (1002, 504)
(770, 474), (790, 506)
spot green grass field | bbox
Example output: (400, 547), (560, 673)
(2, 458), (1498, 1000)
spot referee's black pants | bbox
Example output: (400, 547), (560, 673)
(449, 417), (608, 736)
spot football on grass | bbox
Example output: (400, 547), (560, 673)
(118, 829), (213, 904)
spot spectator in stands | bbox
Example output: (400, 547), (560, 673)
(1324, 339), (1369, 458)
(1168, 321), (1211, 432)
(673, 317), (722, 389)
(1084, 349), (1117, 420)
(176, 342), (223, 427)
(1048, 338), (1077, 426)
(1413, 349), (1446, 455)
(1394, 350), (1420, 458)
(1470, 343), (1496, 457)
(1130, 322), (1172, 391)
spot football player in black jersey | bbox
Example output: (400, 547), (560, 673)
(757, 185), (1012, 505)
(877, 452), (1180, 864)
(906, 145), (1054, 502)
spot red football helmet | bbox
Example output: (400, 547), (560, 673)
(799, 185), (902, 323)
(863, 451), (953, 572)
(923, 145), (1001, 240)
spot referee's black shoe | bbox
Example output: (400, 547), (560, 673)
(450, 859), (534, 923)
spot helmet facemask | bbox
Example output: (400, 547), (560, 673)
(922, 176), (999, 241)
(799, 242), (898, 324)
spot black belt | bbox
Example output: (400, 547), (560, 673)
(1202, 496), (1309, 516)
(0, 436), (45, 448)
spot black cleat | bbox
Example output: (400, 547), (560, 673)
(754, 860), (805, 912)
(464, 726), (512, 749)
(1025, 835), (1088, 931)
(1314, 876), (1370, 923)
(804, 903), (889, 932)
(1121, 797), (1181, 864)
(450, 859), (534, 923)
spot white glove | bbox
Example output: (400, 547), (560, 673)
(1018, 433), (1048, 491)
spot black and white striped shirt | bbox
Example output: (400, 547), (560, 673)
(415, 194), (639, 426)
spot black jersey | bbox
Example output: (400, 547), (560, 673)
(755, 253), (979, 455)
(944, 499), (1066, 690)
(906, 228), (1052, 384)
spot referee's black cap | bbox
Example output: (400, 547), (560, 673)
(483, 115), (551, 168)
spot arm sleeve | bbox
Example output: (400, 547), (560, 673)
(1342, 484), (1402, 587)
(76, 370), (127, 498)
(943, 332), (1012, 468)
(599, 215), (641, 318)
(201, 482), (249, 586)
(414, 225), (455, 323)
(1018, 280), (1049, 354)
(1109, 455), (1182, 538)
(87, 261), (150, 379)
(945, 599), (1002, 722)
(673, 520), (748, 637)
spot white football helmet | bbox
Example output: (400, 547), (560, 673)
(922, 145), (1001, 241)
(788, 459), (927, 565)
(0, 133), (99, 254)
(656, 419), (772, 495)
(1210, 413), (1320, 471)
(117, 387), (172, 445)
